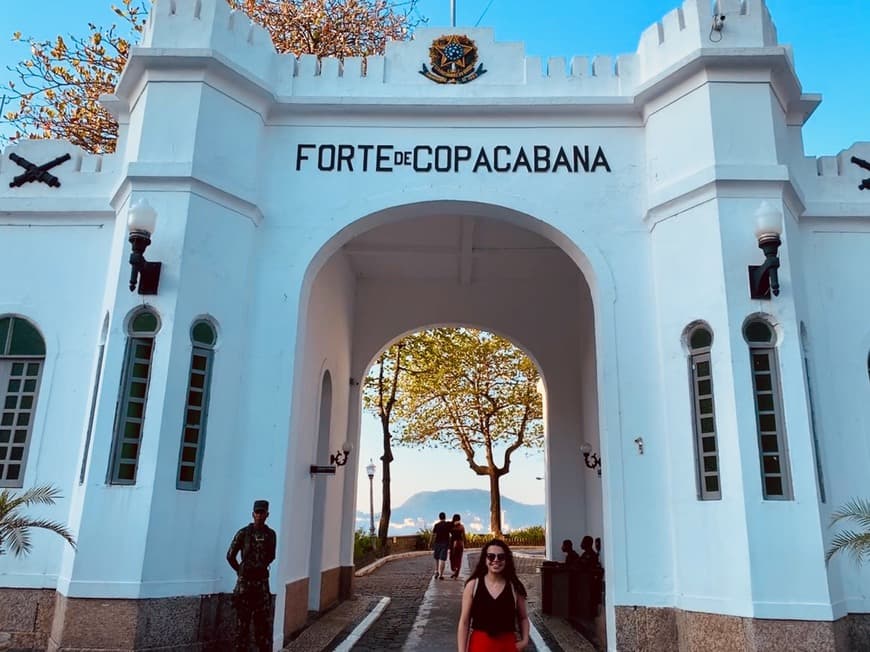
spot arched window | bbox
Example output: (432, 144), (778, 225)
(744, 318), (791, 499)
(109, 308), (159, 484)
(176, 319), (217, 490)
(0, 316), (46, 487)
(686, 322), (720, 500)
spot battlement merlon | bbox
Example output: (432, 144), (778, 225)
(0, 139), (119, 209)
(103, 0), (817, 119)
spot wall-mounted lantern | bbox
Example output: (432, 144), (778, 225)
(310, 441), (352, 475)
(747, 201), (783, 300)
(127, 199), (162, 295)
(580, 442), (601, 477)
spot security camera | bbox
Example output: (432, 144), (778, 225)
(712, 14), (726, 31)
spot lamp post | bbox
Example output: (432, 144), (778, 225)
(366, 459), (376, 537)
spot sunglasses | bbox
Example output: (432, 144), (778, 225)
(486, 552), (506, 562)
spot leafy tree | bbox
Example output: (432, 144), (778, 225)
(234, 0), (416, 59)
(3, 0), (421, 153)
(0, 484), (76, 557)
(393, 328), (543, 537)
(826, 498), (870, 566)
(361, 342), (404, 551)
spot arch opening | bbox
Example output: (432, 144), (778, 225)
(277, 199), (610, 644)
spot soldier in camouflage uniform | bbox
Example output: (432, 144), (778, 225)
(227, 499), (277, 651)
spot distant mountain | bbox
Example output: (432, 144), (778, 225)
(355, 488), (544, 536)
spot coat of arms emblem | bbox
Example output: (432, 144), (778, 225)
(420, 34), (486, 84)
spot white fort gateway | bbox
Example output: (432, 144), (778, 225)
(1, 0), (869, 649)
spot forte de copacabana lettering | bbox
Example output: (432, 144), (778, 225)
(295, 144), (612, 174)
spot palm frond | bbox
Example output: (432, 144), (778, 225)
(0, 521), (31, 557)
(829, 497), (870, 530)
(0, 484), (64, 519)
(825, 529), (870, 565)
(0, 485), (75, 557)
(0, 516), (76, 557)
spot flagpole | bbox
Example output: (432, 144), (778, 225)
(451, 0), (456, 27)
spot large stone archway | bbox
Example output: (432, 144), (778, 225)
(278, 199), (623, 646)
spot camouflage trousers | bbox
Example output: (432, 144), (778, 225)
(233, 579), (272, 652)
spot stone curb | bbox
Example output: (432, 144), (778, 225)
(354, 550), (431, 577)
(355, 545), (544, 578)
(332, 596), (391, 651)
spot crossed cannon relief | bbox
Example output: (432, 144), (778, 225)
(7, 152), (71, 188)
(852, 156), (870, 191)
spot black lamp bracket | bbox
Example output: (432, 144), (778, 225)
(582, 451), (602, 477)
(330, 449), (350, 466)
(748, 234), (781, 300)
(128, 230), (161, 295)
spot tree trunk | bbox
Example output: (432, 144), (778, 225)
(377, 429), (394, 550)
(377, 455), (391, 549)
(489, 470), (503, 537)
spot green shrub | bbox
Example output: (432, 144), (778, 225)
(417, 526), (432, 548)
(353, 528), (378, 567)
(464, 526), (546, 548)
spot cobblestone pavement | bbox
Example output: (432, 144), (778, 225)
(284, 550), (597, 652)
(352, 554), (436, 650)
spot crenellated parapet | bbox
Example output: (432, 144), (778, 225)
(814, 144), (870, 183)
(140, 0), (276, 78)
(810, 143), (870, 204)
(120, 0), (790, 103)
(634, 0), (778, 84)
(0, 140), (118, 210)
(786, 143), (870, 217)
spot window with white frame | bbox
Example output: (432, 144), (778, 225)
(0, 316), (45, 487)
(176, 319), (216, 490)
(744, 318), (792, 500)
(109, 308), (159, 484)
(686, 323), (721, 500)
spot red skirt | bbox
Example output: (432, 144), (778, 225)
(468, 630), (517, 652)
(450, 542), (464, 573)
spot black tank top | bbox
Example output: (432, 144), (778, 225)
(470, 578), (515, 637)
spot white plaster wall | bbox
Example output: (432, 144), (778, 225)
(272, 249), (355, 614)
(0, 164), (114, 585)
(799, 221), (870, 616)
(1, 4), (869, 649)
(55, 189), (216, 598)
(138, 194), (258, 590)
(650, 200), (755, 615)
(718, 196), (831, 619)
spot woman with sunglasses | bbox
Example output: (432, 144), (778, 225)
(457, 539), (529, 651)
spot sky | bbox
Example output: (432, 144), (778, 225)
(2, 0), (867, 518)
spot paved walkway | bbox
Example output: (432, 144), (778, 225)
(284, 550), (596, 652)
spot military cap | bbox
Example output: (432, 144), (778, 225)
(253, 499), (269, 512)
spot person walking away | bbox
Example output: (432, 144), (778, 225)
(432, 512), (452, 579)
(227, 499), (277, 651)
(457, 539), (530, 651)
(449, 513), (467, 579)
